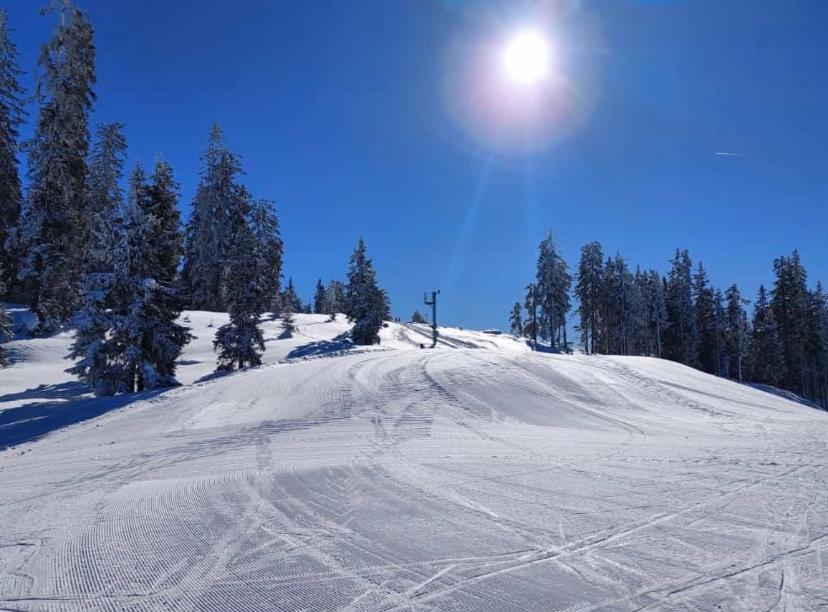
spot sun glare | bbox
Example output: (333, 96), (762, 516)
(501, 30), (551, 85)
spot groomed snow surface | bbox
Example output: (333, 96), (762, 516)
(1, 310), (827, 611)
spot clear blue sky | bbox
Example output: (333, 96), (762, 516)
(6, 0), (827, 329)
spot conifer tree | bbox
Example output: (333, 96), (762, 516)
(0, 11), (25, 296)
(182, 124), (249, 311)
(575, 241), (603, 354)
(0, 270), (12, 366)
(508, 302), (523, 336)
(723, 284), (749, 382)
(643, 270), (667, 357)
(770, 251), (809, 395)
(535, 233), (571, 348)
(693, 262), (718, 373)
(246, 199), (282, 312)
(803, 283), (828, 406)
(345, 238), (387, 345)
(747, 285), (785, 386)
(664, 249), (698, 365)
(411, 309), (428, 325)
(214, 221), (266, 370)
(324, 280), (345, 319)
(313, 279), (327, 314)
(18, 0), (95, 333)
(68, 124), (127, 395)
(280, 278), (301, 314)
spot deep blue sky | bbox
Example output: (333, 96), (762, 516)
(5, 0), (827, 329)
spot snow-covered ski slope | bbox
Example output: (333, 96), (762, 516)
(1, 311), (827, 611)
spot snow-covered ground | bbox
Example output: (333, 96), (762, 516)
(1, 310), (826, 610)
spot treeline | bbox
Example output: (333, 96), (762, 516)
(0, 3), (390, 391)
(511, 235), (828, 408)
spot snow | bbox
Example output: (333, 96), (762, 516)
(1, 309), (827, 610)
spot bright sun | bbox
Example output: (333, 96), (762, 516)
(501, 30), (551, 85)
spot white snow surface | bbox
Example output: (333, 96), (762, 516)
(1, 310), (827, 611)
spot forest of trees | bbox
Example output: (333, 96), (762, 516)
(0, 3), (389, 395)
(511, 236), (828, 408)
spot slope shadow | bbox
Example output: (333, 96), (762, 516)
(287, 337), (354, 360)
(747, 383), (827, 411)
(0, 382), (167, 449)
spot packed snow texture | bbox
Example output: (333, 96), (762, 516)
(1, 310), (827, 611)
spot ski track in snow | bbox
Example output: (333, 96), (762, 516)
(0, 312), (827, 611)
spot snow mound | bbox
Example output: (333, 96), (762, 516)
(1, 309), (826, 611)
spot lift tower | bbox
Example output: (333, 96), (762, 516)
(424, 290), (439, 348)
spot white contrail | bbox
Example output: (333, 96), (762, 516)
(715, 151), (745, 157)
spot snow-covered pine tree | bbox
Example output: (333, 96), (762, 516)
(803, 282), (828, 407)
(508, 302), (523, 336)
(0, 269), (12, 366)
(182, 124), (248, 311)
(214, 221), (266, 370)
(723, 284), (749, 382)
(246, 199), (282, 313)
(575, 241), (603, 354)
(693, 262), (718, 373)
(0, 11), (25, 298)
(325, 280), (346, 319)
(109, 163), (189, 393)
(535, 233), (571, 349)
(663, 249), (698, 365)
(18, 0), (95, 334)
(411, 309), (428, 325)
(524, 283), (539, 348)
(67, 124), (127, 395)
(770, 251), (809, 396)
(747, 285), (785, 386)
(647, 271), (668, 357)
(280, 277), (301, 315)
(313, 279), (327, 314)
(345, 238), (387, 345)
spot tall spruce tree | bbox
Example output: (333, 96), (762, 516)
(0, 11), (25, 297)
(575, 241), (603, 354)
(116, 163), (189, 391)
(803, 283), (828, 407)
(723, 284), (749, 382)
(770, 251), (809, 395)
(747, 285), (785, 386)
(693, 262), (718, 373)
(313, 279), (327, 314)
(182, 124), (249, 311)
(642, 269), (667, 357)
(0, 269), (12, 366)
(345, 238), (387, 345)
(214, 221), (266, 370)
(535, 233), (571, 349)
(68, 124), (127, 394)
(324, 280), (345, 318)
(246, 199), (282, 313)
(664, 249), (698, 365)
(509, 301), (523, 336)
(18, 0), (95, 333)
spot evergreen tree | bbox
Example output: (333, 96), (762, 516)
(770, 251), (809, 395)
(693, 262), (718, 373)
(524, 283), (539, 348)
(280, 277), (301, 314)
(664, 249), (698, 365)
(575, 241), (603, 354)
(214, 221), (265, 370)
(508, 302), (523, 336)
(83, 123), (126, 275)
(723, 284), (749, 382)
(246, 199), (282, 313)
(345, 238), (387, 345)
(803, 283), (828, 407)
(747, 285), (785, 386)
(642, 270), (667, 357)
(0, 11), (25, 296)
(18, 0), (95, 333)
(313, 279), (327, 314)
(535, 233), (571, 348)
(182, 124), (249, 311)
(67, 124), (127, 395)
(411, 309), (428, 325)
(324, 280), (345, 319)
(72, 163), (189, 395)
(0, 270), (12, 366)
